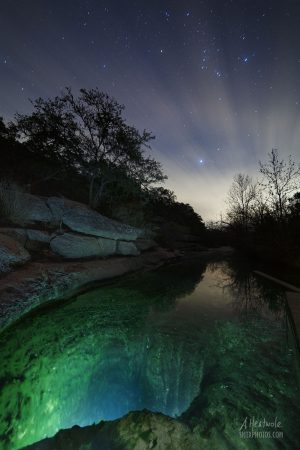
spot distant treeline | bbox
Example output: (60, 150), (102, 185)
(219, 150), (300, 267)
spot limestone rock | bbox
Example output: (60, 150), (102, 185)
(47, 197), (143, 241)
(26, 230), (51, 251)
(22, 410), (201, 450)
(117, 240), (140, 256)
(0, 228), (27, 246)
(7, 192), (53, 226)
(50, 233), (117, 259)
(0, 234), (30, 272)
(46, 197), (79, 223)
(135, 238), (157, 252)
(0, 228), (51, 252)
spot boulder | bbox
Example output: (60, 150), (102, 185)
(47, 197), (143, 241)
(6, 192), (53, 226)
(50, 233), (117, 259)
(23, 410), (200, 450)
(0, 228), (27, 246)
(117, 240), (140, 256)
(46, 197), (73, 223)
(135, 238), (157, 252)
(0, 228), (51, 252)
(26, 230), (51, 251)
(0, 234), (30, 272)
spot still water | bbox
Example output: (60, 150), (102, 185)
(0, 256), (299, 449)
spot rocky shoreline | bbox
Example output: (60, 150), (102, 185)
(0, 190), (213, 332)
(0, 191), (235, 450)
(0, 247), (178, 333)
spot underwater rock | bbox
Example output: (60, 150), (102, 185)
(22, 410), (200, 450)
(50, 233), (117, 259)
(0, 233), (30, 272)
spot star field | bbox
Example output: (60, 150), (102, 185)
(1, 0), (300, 219)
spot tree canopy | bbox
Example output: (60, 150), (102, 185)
(259, 148), (300, 221)
(10, 87), (166, 208)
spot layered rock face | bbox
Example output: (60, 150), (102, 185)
(50, 233), (118, 259)
(0, 192), (156, 272)
(47, 197), (142, 241)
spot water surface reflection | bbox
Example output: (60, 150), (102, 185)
(0, 257), (299, 450)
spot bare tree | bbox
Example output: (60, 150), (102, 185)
(250, 186), (270, 226)
(226, 173), (257, 229)
(259, 149), (300, 221)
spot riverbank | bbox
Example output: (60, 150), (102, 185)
(0, 248), (178, 333)
(0, 245), (237, 334)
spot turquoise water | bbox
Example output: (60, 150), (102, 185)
(0, 256), (299, 449)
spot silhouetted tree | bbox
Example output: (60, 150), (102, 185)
(259, 149), (300, 221)
(0, 117), (8, 137)
(289, 192), (300, 216)
(226, 173), (257, 230)
(10, 88), (166, 208)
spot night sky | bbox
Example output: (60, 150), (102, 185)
(1, 0), (300, 220)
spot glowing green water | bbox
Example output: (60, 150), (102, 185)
(0, 257), (299, 450)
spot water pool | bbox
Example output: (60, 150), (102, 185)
(0, 256), (299, 449)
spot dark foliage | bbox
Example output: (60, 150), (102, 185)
(0, 86), (205, 242)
